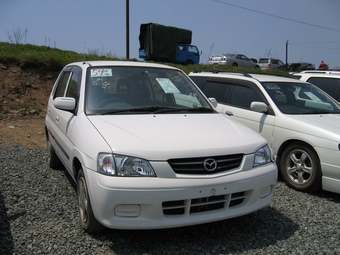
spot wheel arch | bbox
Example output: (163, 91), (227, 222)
(72, 157), (82, 180)
(276, 139), (320, 168)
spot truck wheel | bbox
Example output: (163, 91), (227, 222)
(280, 142), (322, 192)
(186, 60), (194, 65)
(232, 63), (238, 67)
(77, 168), (106, 233)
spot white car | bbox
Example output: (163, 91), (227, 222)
(189, 70), (340, 195)
(258, 58), (285, 70)
(45, 61), (277, 233)
(208, 53), (260, 68)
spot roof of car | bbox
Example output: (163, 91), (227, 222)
(189, 70), (307, 83)
(66, 60), (178, 69)
(291, 72), (340, 78)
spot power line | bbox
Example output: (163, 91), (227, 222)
(214, 0), (340, 32)
(289, 43), (340, 50)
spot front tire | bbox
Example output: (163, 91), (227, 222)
(280, 142), (322, 192)
(77, 168), (106, 233)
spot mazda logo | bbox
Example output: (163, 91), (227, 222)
(203, 158), (217, 171)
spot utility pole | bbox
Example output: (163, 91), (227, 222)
(285, 40), (288, 69)
(126, 0), (130, 59)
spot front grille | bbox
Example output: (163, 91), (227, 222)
(168, 154), (243, 175)
(162, 191), (247, 215)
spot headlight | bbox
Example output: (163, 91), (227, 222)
(253, 145), (272, 167)
(98, 153), (156, 177)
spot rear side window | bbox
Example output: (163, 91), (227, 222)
(307, 77), (340, 101)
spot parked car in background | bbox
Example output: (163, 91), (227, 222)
(258, 58), (285, 70)
(189, 70), (340, 195)
(289, 62), (315, 72)
(208, 53), (260, 68)
(45, 61), (277, 233)
(292, 71), (340, 102)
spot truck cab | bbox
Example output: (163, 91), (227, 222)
(176, 43), (200, 64)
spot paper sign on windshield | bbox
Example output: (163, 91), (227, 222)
(91, 69), (112, 77)
(156, 78), (180, 94)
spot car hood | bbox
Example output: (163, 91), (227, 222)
(278, 113), (340, 140)
(88, 114), (266, 160)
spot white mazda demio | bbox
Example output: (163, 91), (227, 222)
(45, 61), (277, 233)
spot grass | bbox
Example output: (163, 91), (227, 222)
(0, 41), (290, 76)
(0, 42), (122, 71)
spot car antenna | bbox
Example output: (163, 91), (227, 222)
(83, 42), (86, 63)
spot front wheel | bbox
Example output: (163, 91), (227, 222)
(77, 168), (106, 233)
(280, 142), (322, 192)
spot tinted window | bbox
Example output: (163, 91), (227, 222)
(307, 77), (340, 101)
(229, 85), (262, 109)
(201, 81), (228, 102)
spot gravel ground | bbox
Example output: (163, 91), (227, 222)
(1, 144), (340, 255)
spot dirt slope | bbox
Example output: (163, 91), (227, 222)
(0, 62), (59, 148)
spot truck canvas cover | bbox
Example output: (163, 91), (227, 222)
(139, 23), (192, 60)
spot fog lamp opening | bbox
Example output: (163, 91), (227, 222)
(114, 204), (141, 217)
(259, 186), (272, 198)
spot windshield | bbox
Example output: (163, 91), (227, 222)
(85, 66), (213, 115)
(262, 82), (340, 114)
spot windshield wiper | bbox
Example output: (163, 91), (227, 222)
(305, 110), (333, 114)
(153, 107), (215, 114)
(100, 106), (214, 115)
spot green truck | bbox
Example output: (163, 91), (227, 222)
(139, 23), (200, 64)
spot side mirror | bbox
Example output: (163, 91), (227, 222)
(209, 97), (218, 108)
(250, 101), (268, 113)
(54, 97), (76, 111)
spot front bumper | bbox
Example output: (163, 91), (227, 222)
(84, 163), (277, 230)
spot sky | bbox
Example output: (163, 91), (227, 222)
(1, 0), (340, 68)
